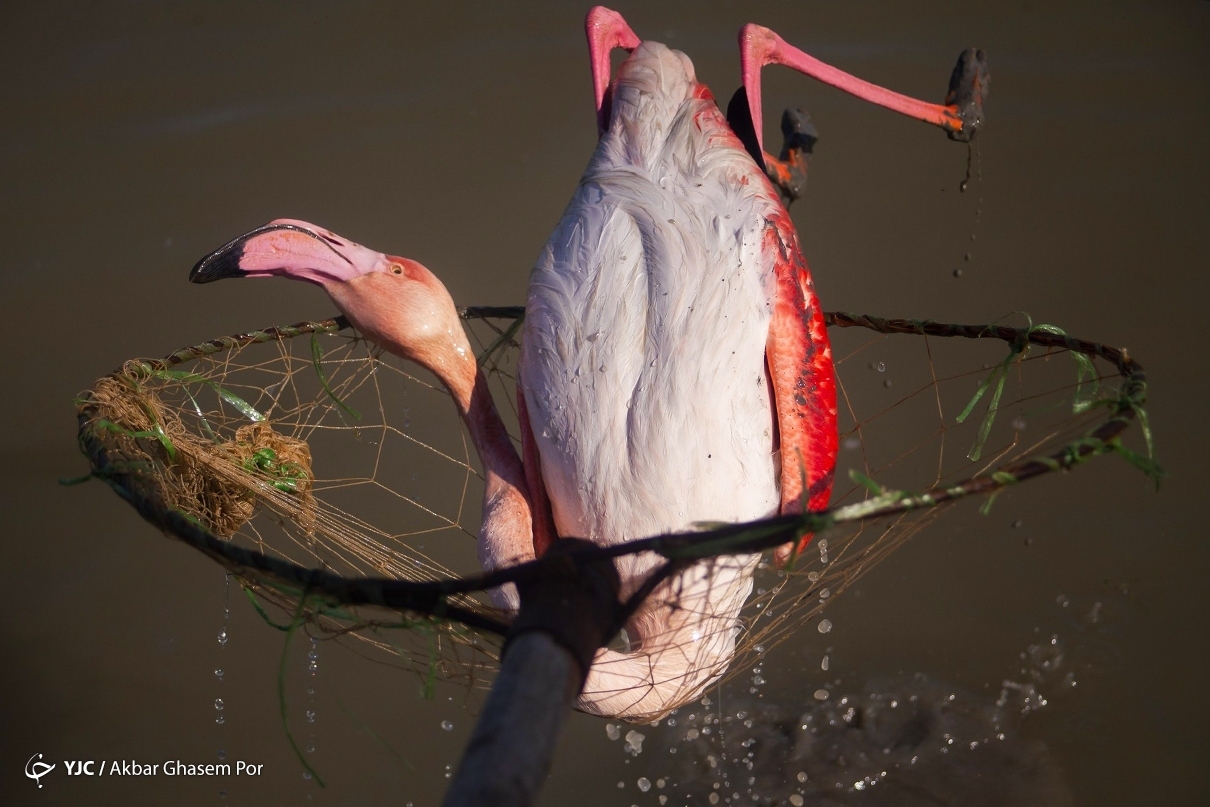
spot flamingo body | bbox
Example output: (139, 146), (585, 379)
(520, 41), (837, 718)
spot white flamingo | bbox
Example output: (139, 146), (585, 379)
(517, 7), (979, 718)
(190, 6), (981, 721)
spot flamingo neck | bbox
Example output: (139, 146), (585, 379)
(328, 270), (537, 584)
(455, 369), (528, 503)
(419, 334), (535, 588)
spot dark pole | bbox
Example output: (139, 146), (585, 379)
(441, 632), (579, 807)
(442, 539), (621, 807)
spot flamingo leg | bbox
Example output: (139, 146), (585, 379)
(586, 6), (641, 133)
(739, 23), (988, 157)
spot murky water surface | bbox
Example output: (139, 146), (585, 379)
(2, 2), (1207, 804)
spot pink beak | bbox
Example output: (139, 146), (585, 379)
(190, 219), (385, 287)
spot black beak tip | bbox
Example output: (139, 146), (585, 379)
(189, 243), (248, 284)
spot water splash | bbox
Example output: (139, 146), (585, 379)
(629, 589), (1132, 804)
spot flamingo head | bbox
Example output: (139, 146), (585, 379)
(190, 219), (472, 375)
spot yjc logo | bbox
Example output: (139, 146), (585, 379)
(25, 753), (56, 788)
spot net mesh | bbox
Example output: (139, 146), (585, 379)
(74, 310), (1153, 720)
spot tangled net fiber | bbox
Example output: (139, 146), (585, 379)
(86, 373), (316, 537)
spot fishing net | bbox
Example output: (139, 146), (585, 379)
(72, 307), (1155, 721)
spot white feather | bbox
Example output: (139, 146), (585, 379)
(520, 41), (786, 719)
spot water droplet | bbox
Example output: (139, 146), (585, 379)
(624, 730), (646, 755)
(953, 268), (963, 277)
(790, 795), (805, 806)
(214, 699), (224, 710)
(217, 629), (228, 647)
(814, 688), (829, 700)
(606, 723), (621, 741)
(817, 619), (832, 634)
(796, 771), (807, 783)
(638, 777), (651, 792)
(305, 710), (316, 724)
(215, 668), (224, 680)
(876, 362), (886, 372)
(217, 750), (226, 761)
(215, 715), (225, 725)
(821, 654), (830, 671)
(441, 720), (454, 731)
(303, 771), (312, 781)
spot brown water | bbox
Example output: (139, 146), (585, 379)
(2, 1), (1207, 804)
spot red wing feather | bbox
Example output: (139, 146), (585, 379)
(763, 207), (838, 564)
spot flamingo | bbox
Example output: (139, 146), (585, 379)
(189, 7), (985, 721)
(517, 8), (983, 718)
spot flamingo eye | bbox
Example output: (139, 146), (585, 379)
(390, 263), (404, 275)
